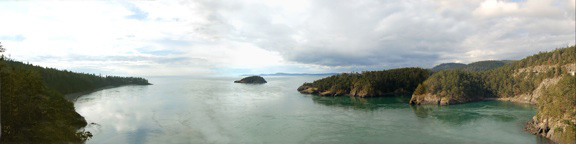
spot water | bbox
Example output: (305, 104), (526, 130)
(74, 76), (546, 144)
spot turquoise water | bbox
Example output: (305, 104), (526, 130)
(74, 76), (547, 144)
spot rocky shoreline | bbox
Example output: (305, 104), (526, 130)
(297, 85), (409, 97)
(408, 76), (574, 143)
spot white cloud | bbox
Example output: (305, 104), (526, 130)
(0, 0), (573, 76)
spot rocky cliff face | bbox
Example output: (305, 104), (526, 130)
(410, 69), (575, 143)
(297, 85), (374, 97)
(492, 77), (561, 104)
(525, 76), (576, 143)
(526, 114), (576, 144)
(298, 85), (407, 97)
(409, 93), (479, 106)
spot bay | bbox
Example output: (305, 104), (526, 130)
(74, 76), (546, 144)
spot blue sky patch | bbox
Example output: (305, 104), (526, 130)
(122, 2), (148, 20)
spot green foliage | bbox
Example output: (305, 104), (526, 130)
(235, 76), (267, 83)
(461, 60), (508, 72)
(431, 60), (512, 73)
(413, 84), (426, 95)
(420, 45), (576, 100)
(0, 44), (151, 143)
(1, 62), (88, 143)
(430, 63), (466, 72)
(4, 59), (150, 95)
(309, 68), (430, 96)
(416, 70), (490, 101)
(512, 45), (576, 68)
(537, 76), (576, 143)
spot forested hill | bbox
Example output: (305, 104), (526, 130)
(4, 59), (151, 95)
(1, 56), (151, 143)
(410, 45), (576, 143)
(430, 63), (466, 72)
(431, 60), (515, 72)
(297, 68), (430, 97)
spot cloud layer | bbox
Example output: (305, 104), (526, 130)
(0, 0), (574, 76)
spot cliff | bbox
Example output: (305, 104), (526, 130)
(410, 46), (576, 143)
(526, 76), (575, 143)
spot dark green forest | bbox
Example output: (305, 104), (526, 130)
(300, 68), (430, 97)
(234, 76), (267, 83)
(412, 69), (490, 103)
(0, 44), (151, 143)
(4, 59), (151, 95)
(430, 60), (514, 72)
(430, 63), (466, 72)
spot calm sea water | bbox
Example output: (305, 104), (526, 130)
(74, 76), (547, 144)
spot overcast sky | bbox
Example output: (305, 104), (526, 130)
(0, 0), (574, 76)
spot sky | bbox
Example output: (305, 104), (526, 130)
(0, 0), (574, 76)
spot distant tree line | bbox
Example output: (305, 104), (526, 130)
(305, 68), (430, 96)
(3, 59), (150, 95)
(431, 60), (514, 72)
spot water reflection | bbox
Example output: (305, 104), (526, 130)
(308, 95), (534, 126)
(75, 77), (544, 144)
(409, 101), (536, 125)
(309, 95), (411, 111)
(410, 104), (436, 118)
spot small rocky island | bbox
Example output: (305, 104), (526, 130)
(234, 76), (267, 84)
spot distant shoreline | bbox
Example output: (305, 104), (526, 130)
(64, 84), (147, 102)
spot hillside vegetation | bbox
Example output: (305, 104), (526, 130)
(298, 68), (429, 97)
(0, 45), (151, 143)
(430, 63), (466, 72)
(4, 60), (150, 95)
(431, 60), (513, 72)
(411, 45), (576, 143)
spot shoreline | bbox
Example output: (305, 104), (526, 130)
(64, 84), (149, 102)
(482, 97), (535, 105)
(64, 86), (117, 102)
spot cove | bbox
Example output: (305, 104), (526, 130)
(74, 76), (549, 144)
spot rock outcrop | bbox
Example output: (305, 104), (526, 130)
(234, 76), (267, 84)
(409, 94), (475, 106)
(409, 46), (576, 143)
(297, 85), (319, 95)
(525, 76), (576, 143)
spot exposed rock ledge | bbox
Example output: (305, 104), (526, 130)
(297, 85), (405, 97)
(297, 85), (347, 96)
(409, 93), (480, 106)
